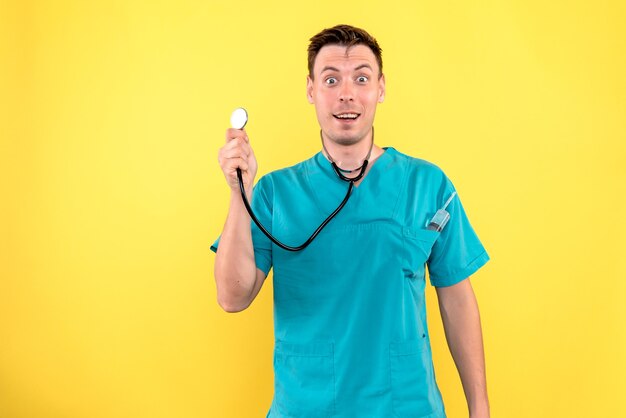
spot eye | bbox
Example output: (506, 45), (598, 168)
(357, 76), (368, 83)
(325, 77), (337, 85)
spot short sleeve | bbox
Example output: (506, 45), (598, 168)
(210, 176), (274, 275)
(426, 175), (490, 287)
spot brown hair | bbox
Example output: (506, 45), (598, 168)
(307, 24), (383, 79)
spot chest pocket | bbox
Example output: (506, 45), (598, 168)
(402, 227), (439, 279)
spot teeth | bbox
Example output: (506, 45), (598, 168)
(335, 113), (359, 119)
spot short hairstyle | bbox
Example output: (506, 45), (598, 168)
(307, 24), (383, 79)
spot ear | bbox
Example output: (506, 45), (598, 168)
(306, 75), (314, 104)
(378, 73), (386, 103)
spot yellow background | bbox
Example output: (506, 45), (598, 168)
(2, 1), (625, 417)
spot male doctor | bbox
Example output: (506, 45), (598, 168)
(212, 24), (490, 418)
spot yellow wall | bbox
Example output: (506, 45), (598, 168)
(2, 1), (625, 417)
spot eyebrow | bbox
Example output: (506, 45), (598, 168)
(320, 66), (340, 74)
(354, 64), (373, 72)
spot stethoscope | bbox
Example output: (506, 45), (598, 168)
(230, 107), (373, 252)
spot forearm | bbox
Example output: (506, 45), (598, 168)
(214, 191), (257, 310)
(437, 282), (490, 417)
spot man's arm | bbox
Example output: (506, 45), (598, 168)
(214, 192), (267, 313)
(435, 278), (490, 418)
(214, 128), (265, 313)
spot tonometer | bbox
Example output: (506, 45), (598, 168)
(231, 107), (369, 252)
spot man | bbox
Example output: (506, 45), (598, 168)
(212, 24), (490, 418)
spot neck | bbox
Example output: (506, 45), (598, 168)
(321, 128), (382, 170)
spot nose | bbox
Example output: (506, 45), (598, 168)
(338, 81), (354, 102)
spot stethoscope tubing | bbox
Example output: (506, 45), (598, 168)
(236, 159), (367, 252)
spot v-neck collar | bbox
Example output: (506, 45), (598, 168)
(304, 147), (401, 227)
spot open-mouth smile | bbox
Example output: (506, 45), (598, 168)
(333, 112), (361, 121)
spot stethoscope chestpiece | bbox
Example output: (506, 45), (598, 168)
(230, 107), (248, 130)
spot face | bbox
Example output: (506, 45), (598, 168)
(307, 44), (385, 146)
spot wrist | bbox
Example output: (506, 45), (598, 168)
(469, 404), (490, 418)
(230, 189), (253, 207)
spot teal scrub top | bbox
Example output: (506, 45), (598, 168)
(211, 147), (490, 418)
